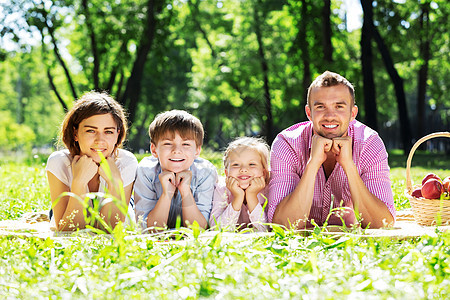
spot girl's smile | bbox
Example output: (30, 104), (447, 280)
(226, 148), (265, 189)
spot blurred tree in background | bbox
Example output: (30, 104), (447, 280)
(0, 0), (448, 154)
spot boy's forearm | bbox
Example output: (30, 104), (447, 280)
(181, 191), (208, 228)
(146, 194), (172, 228)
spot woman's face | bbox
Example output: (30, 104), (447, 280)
(74, 114), (119, 163)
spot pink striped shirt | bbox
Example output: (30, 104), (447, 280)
(268, 120), (396, 226)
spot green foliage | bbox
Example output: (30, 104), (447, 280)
(0, 152), (449, 297)
(1, 0), (449, 151)
(0, 111), (36, 151)
(0, 227), (449, 298)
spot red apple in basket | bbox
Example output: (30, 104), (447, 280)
(411, 188), (423, 198)
(443, 176), (450, 192)
(421, 178), (443, 199)
(422, 173), (442, 186)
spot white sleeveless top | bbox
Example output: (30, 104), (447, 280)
(46, 149), (138, 227)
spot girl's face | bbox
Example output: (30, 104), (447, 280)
(74, 114), (119, 163)
(225, 148), (265, 189)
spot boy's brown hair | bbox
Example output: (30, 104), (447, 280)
(60, 91), (127, 155)
(149, 110), (204, 147)
(307, 71), (355, 107)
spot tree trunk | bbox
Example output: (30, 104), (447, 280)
(372, 27), (412, 153)
(45, 20), (78, 101)
(300, 0), (311, 121)
(254, 1), (273, 143)
(322, 0), (333, 64)
(81, 0), (100, 90)
(417, 4), (430, 140)
(360, 0), (378, 131)
(47, 69), (68, 112)
(120, 0), (162, 125)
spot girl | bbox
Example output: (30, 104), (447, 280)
(210, 137), (270, 231)
(46, 92), (138, 231)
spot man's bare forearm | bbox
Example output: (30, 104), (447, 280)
(272, 163), (319, 228)
(343, 163), (394, 228)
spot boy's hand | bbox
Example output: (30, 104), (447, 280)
(159, 171), (177, 198)
(72, 155), (98, 185)
(331, 136), (353, 169)
(245, 176), (265, 196)
(176, 170), (192, 196)
(226, 176), (245, 199)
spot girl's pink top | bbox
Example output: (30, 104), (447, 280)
(209, 178), (268, 232)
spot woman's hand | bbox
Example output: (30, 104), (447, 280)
(72, 155), (98, 186)
(99, 156), (123, 186)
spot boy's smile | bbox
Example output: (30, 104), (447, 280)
(151, 132), (201, 173)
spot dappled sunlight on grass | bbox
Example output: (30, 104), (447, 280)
(0, 151), (449, 298)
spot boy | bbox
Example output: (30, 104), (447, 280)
(134, 110), (218, 230)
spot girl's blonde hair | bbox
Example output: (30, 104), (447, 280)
(223, 137), (270, 184)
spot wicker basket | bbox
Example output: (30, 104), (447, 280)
(405, 132), (450, 226)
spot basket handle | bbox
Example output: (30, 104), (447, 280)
(405, 132), (450, 192)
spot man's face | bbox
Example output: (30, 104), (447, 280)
(305, 85), (358, 139)
(150, 131), (201, 173)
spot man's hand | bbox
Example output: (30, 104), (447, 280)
(309, 134), (333, 167)
(159, 171), (177, 199)
(72, 155), (98, 185)
(331, 136), (353, 169)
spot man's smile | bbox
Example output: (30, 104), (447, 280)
(323, 124), (338, 129)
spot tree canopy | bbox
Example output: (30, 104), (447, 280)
(1, 0), (448, 153)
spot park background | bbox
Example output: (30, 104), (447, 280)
(0, 1), (450, 298)
(0, 0), (448, 156)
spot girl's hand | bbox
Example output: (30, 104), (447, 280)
(226, 176), (245, 199)
(72, 155), (98, 185)
(99, 156), (123, 186)
(245, 176), (265, 196)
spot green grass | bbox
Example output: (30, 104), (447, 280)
(0, 150), (449, 298)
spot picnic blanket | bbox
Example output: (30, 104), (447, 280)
(0, 210), (449, 240)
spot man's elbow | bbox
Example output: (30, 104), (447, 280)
(365, 213), (395, 229)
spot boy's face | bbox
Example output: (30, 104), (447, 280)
(150, 131), (201, 173)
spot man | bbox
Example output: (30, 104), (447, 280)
(268, 71), (395, 229)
